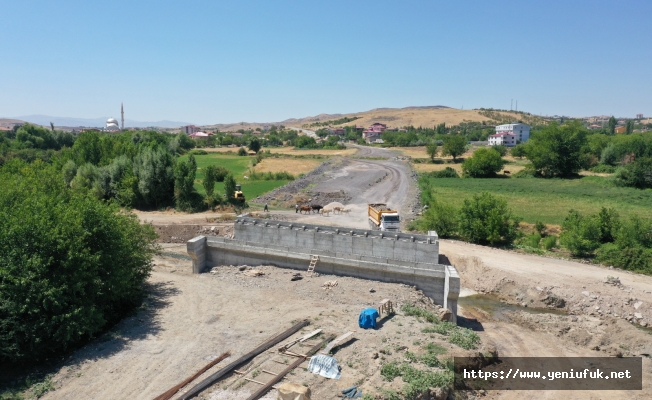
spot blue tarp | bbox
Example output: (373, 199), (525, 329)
(358, 308), (379, 329)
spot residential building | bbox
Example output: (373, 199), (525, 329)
(637, 114), (644, 119)
(327, 127), (345, 135)
(189, 132), (211, 139)
(183, 125), (201, 135)
(495, 123), (530, 143)
(615, 126), (627, 134)
(488, 132), (516, 147)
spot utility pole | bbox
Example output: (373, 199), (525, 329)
(121, 102), (124, 130)
(511, 99), (513, 111)
(516, 100), (518, 112)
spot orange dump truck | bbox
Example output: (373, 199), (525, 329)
(368, 203), (400, 232)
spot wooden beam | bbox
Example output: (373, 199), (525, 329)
(245, 335), (335, 400)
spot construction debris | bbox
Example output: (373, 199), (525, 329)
(290, 273), (303, 281)
(321, 331), (354, 355)
(246, 335), (335, 400)
(179, 320), (310, 400)
(308, 354), (341, 379)
(244, 269), (265, 277)
(278, 329), (322, 352)
(322, 280), (338, 289)
(277, 382), (311, 400)
(340, 385), (363, 398)
(152, 351), (231, 400)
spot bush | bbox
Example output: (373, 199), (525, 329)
(187, 149), (207, 155)
(534, 221), (546, 236)
(237, 147), (248, 156)
(559, 210), (602, 257)
(590, 164), (616, 173)
(462, 148), (506, 178)
(510, 143), (527, 158)
(417, 201), (458, 238)
(595, 244), (652, 274)
(0, 164), (157, 364)
(457, 192), (520, 246)
(429, 167), (459, 178)
(613, 158), (652, 189)
(542, 235), (558, 250)
(522, 233), (542, 248)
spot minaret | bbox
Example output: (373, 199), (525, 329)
(121, 102), (124, 130)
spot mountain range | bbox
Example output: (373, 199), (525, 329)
(13, 115), (190, 128)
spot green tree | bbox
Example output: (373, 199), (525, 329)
(461, 148), (506, 178)
(441, 135), (467, 161)
(248, 138), (262, 154)
(510, 143), (527, 158)
(224, 173), (236, 203)
(174, 154), (198, 211)
(0, 164), (157, 364)
(426, 142), (439, 161)
(457, 193), (519, 245)
(62, 159), (77, 186)
(72, 131), (102, 165)
(132, 147), (175, 208)
(608, 116), (617, 135)
(491, 144), (507, 157)
(237, 147), (248, 156)
(525, 121), (587, 177)
(626, 120), (634, 134)
(202, 165), (228, 196)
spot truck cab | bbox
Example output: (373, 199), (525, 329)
(379, 212), (400, 232)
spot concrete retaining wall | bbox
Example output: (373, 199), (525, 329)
(187, 217), (459, 319)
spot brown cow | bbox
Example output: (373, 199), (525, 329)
(299, 206), (312, 214)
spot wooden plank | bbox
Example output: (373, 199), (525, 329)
(152, 351), (231, 400)
(245, 335), (335, 400)
(278, 328), (322, 352)
(321, 331), (354, 354)
(244, 377), (267, 385)
(178, 320), (310, 400)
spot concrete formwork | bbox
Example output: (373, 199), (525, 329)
(187, 217), (459, 319)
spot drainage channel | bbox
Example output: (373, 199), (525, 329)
(459, 293), (567, 322)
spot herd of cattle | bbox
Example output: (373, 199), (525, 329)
(298, 204), (351, 216)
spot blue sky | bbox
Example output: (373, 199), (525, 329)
(1, 0), (650, 125)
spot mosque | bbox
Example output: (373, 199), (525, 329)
(105, 103), (124, 132)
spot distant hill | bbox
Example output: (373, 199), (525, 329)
(14, 115), (190, 129)
(202, 106), (544, 131)
(0, 118), (26, 128)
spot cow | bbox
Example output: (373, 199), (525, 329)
(333, 207), (342, 214)
(503, 170), (511, 175)
(321, 209), (332, 216)
(311, 204), (323, 214)
(299, 206), (312, 214)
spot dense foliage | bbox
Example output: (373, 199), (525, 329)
(524, 121), (587, 177)
(461, 148), (506, 177)
(0, 162), (158, 364)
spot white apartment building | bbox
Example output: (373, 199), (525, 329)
(495, 123), (530, 143)
(488, 132), (516, 146)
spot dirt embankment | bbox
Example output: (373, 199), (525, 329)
(40, 249), (488, 400)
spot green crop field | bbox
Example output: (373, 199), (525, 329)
(422, 176), (652, 225)
(179, 153), (291, 198)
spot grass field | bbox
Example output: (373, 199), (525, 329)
(253, 157), (321, 175)
(422, 176), (652, 225)
(179, 153), (293, 198)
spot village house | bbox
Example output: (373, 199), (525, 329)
(615, 126), (627, 134)
(488, 132), (516, 146)
(363, 123), (387, 143)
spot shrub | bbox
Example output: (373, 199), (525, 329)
(542, 235), (558, 250)
(429, 167), (459, 178)
(457, 192), (520, 246)
(448, 329), (481, 350)
(595, 244), (652, 274)
(559, 210), (602, 257)
(237, 147), (248, 156)
(0, 164), (157, 364)
(590, 164), (616, 173)
(522, 233), (542, 248)
(510, 143), (527, 158)
(187, 149), (207, 156)
(534, 221), (546, 236)
(613, 158), (652, 189)
(417, 201), (458, 238)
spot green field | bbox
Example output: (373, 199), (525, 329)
(423, 176), (652, 225)
(179, 153), (291, 199)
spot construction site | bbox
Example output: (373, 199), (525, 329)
(39, 146), (652, 400)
